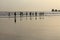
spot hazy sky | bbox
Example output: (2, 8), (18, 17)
(0, 0), (60, 11)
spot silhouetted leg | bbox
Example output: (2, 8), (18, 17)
(31, 12), (34, 20)
(26, 12), (28, 20)
(29, 12), (32, 20)
(20, 15), (22, 21)
(30, 15), (31, 20)
(20, 12), (23, 21)
(32, 13), (34, 16)
(14, 16), (16, 23)
(35, 12), (37, 20)
(39, 13), (41, 19)
(8, 12), (10, 18)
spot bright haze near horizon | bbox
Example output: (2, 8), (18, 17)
(0, 0), (60, 11)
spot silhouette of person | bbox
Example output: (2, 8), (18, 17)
(8, 12), (10, 18)
(14, 12), (16, 23)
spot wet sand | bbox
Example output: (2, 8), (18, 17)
(0, 16), (60, 40)
(0, 32), (16, 40)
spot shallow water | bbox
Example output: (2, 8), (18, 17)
(0, 16), (60, 40)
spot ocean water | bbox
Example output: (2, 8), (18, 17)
(0, 14), (60, 40)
